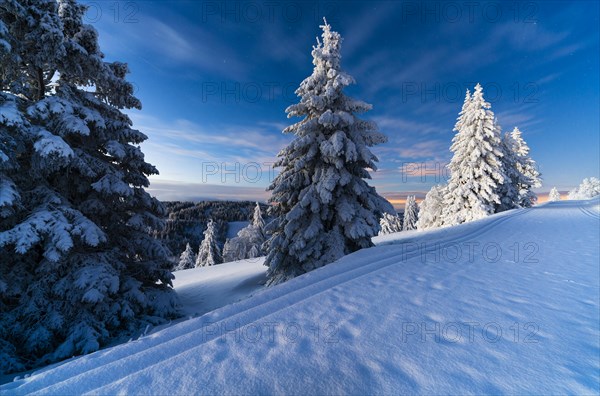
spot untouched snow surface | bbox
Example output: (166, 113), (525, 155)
(2, 198), (599, 394)
(173, 258), (266, 316)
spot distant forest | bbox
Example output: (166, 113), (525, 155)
(155, 201), (270, 261)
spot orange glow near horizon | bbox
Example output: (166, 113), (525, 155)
(537, 193), (550, 203)
(537, 193), (565, 203)
(387, 199), (406, 210)
(385, 197), (423, 210)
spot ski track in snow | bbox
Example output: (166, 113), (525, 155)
(3, 199), (599, 395)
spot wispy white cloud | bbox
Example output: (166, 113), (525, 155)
(130, 113), (291, 162)
(537, 73), (562, 85)
(377, 140), (450, 163)
(93, 12), (247, 78)
(496, 103), (543, 134)
(351, 18), (579, 103)
(342, 2), (400, 58)
(255, 22), (309, 68)
(370, 115), (452, 163)
(126, 113), (289, 185)
(374, 115), (448, 137)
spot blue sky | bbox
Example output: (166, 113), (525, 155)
(83, 0), (599, 206)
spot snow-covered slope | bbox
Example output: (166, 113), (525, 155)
(173, 258), (266, 316)
(3, 199), (599, 394)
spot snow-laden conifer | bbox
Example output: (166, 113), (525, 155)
(497, 127), (542, 210)
(442, 84), (506, 226)
(252, 202), (265, 230)
(222, 225), (265, 262)
(510, 128), (541, 206)
(548, 187), (561, 202)
(379, 212), (402, 235)
(0, 0), (179, 373)
(497, 133), (521, 211)
(196, 220), (222, 267)
(263, 19), (393, 285)
(222, 238), (242, 263)
(175, 243), (196, 271)
(568, 177), (600, 200)
(402, 196), (418, 231)
(222, 203), (266, 262)
(416, 185), (445, 230)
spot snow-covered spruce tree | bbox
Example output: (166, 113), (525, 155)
(175, 243), (196, 271)
(402, 196), (418, 231)
(498, 127), (541, 210)
(222, 237), (243, 263)
(263, 19), (393, 285)
(252, 202), (265, 230)
(238, 224), (264, 256)
(379, 212), (402, 235)
(223, 225), (264, 262)
(0, 0), (179, 374)
(247, 244), (260, 259)
(416, 185), (445, 230)
(497, 133), (521, 212)
(195, 220), (222, 267)
(548, 187), (561, 202)
(507, 127), (541, 207)
(441, 84), (506, 226)
(222, 202), (266, 262)
(245, 201), (266, 256)
(568, 177), (600, 200)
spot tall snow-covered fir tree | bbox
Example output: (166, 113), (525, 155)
(175, 243), (196, 271)
(402, 196), (418, 231)
(507, 127), (541, 207)
(263, 19), (393, 286)
(548, 187), (561, 202)
(416, 185), (445, 230)
(379, 212), (402, 235)
(0, 0), (179, 373)
(195, 220), (222, 267)
(441, 84), (506, 226)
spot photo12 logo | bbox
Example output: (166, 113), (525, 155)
(399, 82), (539, 104)
(201, 81), (298, 104)
(201, 162), (276, 184)
(200, 321), (340, 344)
(199, 1), (341, 24)
(399, 1), (539, 24)
(84, 1), (140, 24)
(401, 321), (540, 343)
(396, 241), (540, 264)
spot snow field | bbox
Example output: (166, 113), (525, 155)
(2, 198), (598, 394)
